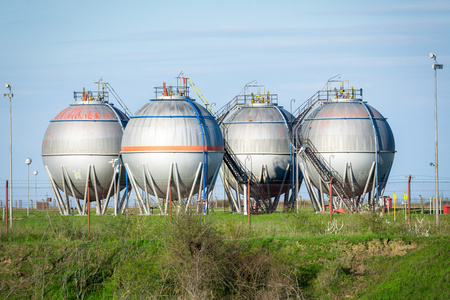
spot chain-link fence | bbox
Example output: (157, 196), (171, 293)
(0, 180), (54, 210)
(1, 175), (449, 211)
(384, 175), (450, 207)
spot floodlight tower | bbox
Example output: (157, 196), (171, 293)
(25, 158), (32, 217)
(430, 53), (443, 226)
(34, 170), (38, 209)
(4, 84), (13, 228)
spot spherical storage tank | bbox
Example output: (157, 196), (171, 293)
(223, 91), (294, 200)
(120, 84), (224, 201)
(299, 86), (395, 198)
(42, 89), (128, 212)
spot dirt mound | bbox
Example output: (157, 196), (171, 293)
(340, 239), (417, 276)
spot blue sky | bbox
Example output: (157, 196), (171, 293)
(1, 0), (449, 200)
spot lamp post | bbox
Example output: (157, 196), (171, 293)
(290, 99), (296, 116)
(4, 84), (13, 228)
(34, 170), (38, 210)
(430, 53), (443, 226)
(25, 158), (32, 217)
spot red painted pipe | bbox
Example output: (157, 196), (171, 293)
(408, 175), (412, 229)
(87, 180), (90, 234)
(163, 82), (168, 97)
(330, 177), (333, 222)
(169, 178), (172, 219)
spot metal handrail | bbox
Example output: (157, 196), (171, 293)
(292, 91), (320, 119)
(301, 139), (342, 183)
(222, 141), (272, 212)
(74, 91), (108, 102)
(299, 139), (355, 210)
(216, 95), (239, 124)
(105, 83), (132, 117)
(153, 85), (190, 98)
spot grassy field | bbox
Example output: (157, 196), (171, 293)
(1, 207), (449, 299)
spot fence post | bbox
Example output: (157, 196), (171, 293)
(408, 175), (412, 229)
(419, 195), (423, 214)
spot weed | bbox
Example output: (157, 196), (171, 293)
(325, 219), (344, 235)
(409, 216), (431, 237)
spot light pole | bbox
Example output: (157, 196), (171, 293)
(33, 171), (38, 210)
(25, 158), (32, 217)
(430, 53), (443, 226)
(4, 84), (13, 228)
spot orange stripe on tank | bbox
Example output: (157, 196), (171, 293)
(121, 146), (224, 152)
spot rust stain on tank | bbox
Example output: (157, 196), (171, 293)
(53, 106), (116, 120)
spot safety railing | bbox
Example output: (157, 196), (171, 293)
(154, 84), (190, 98)
(299, 139), (356, 212)
(74, 91), (109, 102)
(222, 141), (272, 212)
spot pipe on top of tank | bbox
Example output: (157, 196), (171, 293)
(163, 82), (168, 97)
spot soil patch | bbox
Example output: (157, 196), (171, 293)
(340, 238), (417, 276)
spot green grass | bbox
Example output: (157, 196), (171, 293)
(0, 209), (449, 299)
(354, 237), (450, 299)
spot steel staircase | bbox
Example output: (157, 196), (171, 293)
(186, 78), (282, 213)
(222, 141), (272, 212)
(292, 91), (321, 125)
(299, 140), (357, 212)
(289, 91), (322, 147)
(215, 95), (240, 125)
(222, 141), (247, 184)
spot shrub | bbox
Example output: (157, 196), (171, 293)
(160, 212), (302, 299)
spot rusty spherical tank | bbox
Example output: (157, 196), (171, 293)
(223, 102), (294, 196)
(299, 98), (395, 196)
(120, 94), (224, 199)
(42, 97), (128, 200)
